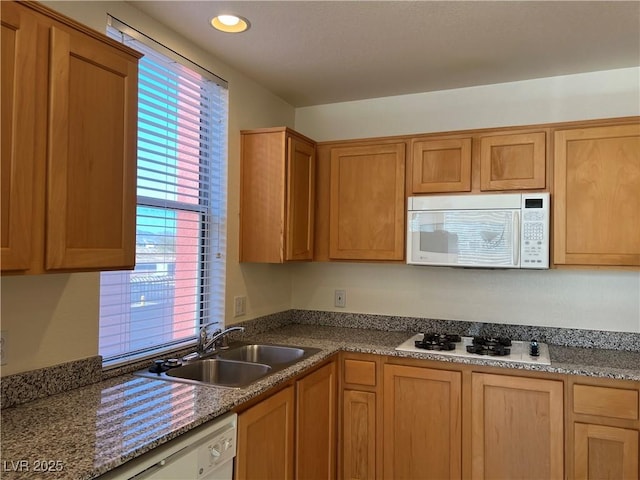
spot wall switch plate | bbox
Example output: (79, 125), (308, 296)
(0, 330), (7, 365)
(234, 296), (247, 317)
(334, 289), (346, 308)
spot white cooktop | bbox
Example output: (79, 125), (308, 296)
(396, 334), (551, 366)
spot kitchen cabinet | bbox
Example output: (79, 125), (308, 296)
(296, 361), (337, 480)
(479, 131), (546, 191)
(236, 385), (295, 480)
(383, 364), (462, 479)
(1, 1), (38, 271)
(408, 128), (547, 195)
(340, 353), (382, 480)
(240, 127), (315, 263)
(568, 377), (639, 479)
(410, 137), (472, 193)
(1, 1), (140, 275)
(471, 372), (564, 480)
(235, 359), (337, 480)
(315, 141), (405, 261)
(553, 122), (640, 267)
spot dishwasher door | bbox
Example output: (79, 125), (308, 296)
(101, 413), (237, 480)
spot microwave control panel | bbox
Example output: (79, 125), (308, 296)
(520, 193), (550, 268)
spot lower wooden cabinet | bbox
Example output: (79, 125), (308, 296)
(569, 378), (640, 480)
(342, 389), (377, 480)
(236, 385), (295, 480)
(383, 364), (462, 479)
(574, 423), (639, 479)
(296, 361), (337, 480)
(471, 373), (564, 480)
(235, 360), (337, 480)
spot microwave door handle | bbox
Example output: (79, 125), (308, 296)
(513, 211), (520, 267)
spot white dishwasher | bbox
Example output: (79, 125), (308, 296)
(100, 412), (237, 480)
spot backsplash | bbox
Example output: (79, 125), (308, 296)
(2, 309), (638, 408)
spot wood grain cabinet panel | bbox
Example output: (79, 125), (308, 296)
(479, 131), (546, 191)
(240, 127), (315, 263)
(296, 362), (337, 480)
(342, 389), (377, 480)
(410, 137), (472, 193)
(471, 373), (564, 480)
(574, 423), (639, 480)
(554, 123), (640, 267)
(1, 1), (140, 274)
(329, 142), (405, 260)
(383, 364), (462, 480)
(0, 1), (37, 271)
(574, 384), (639, 420)
(47, 24), (137, 270)
(236, 386), (295, 480)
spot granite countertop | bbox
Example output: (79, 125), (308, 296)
(1, 324), (639, 480)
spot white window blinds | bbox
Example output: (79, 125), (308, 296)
(99, 18), (228, 366)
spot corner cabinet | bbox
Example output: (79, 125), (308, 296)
(240, 127), (315, 263)
(235, 360), (337, 480)
(553, 122), (640, 267)
(1, 1), (140, 274)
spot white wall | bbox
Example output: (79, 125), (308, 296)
(295, 67), (640, 141)
(0, 1), (295, 375)
(293, 68), (640, 333)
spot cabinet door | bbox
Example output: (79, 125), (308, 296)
(383, 364), (462, 480)
(554, 124), (640, 266)
(286, 135), (315, 261)
(574, 423), (639, 480)
(342, 389), (377, 480)
(410, 138), (471, 193)
(471, 373), (564, 480)
(47, 25), (137, 270)
(236, 386), (295, 480)
(480, 132), (546, 191)
(1, 2), (38, 271)
(329, 143), (405, 260)
(296, 362), (337, 480)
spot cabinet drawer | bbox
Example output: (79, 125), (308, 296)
(343, 359), (377, 386)
(573, 384), (639, 420)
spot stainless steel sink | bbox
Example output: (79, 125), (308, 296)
(216, 344), (306, 365)
(165, 359), (271, 388)
(134, 343), (321, 388)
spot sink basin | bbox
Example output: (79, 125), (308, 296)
(216, 344), (306, 365)
(165, 359), (271, 388)
(134, 343), (321, 388)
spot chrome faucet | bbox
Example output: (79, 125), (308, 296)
(196, 324), (245, 357)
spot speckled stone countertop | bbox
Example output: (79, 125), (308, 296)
(1, 323), (639, 480)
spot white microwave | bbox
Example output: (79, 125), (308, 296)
(407, 193), (550, 269)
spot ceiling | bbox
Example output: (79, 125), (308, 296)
(128, 1), (640, 107)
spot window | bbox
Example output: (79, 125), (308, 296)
(99, 18), (228, 366)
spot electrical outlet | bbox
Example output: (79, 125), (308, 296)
(334, 289), (346, 308)
(0, 330), (7, 366)
(234, 296), (247, 317)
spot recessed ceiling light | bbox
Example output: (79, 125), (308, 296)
(210, 14), (250, 33)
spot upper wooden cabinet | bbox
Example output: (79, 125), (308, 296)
(410, 137), (472, 193)
(240, 127), (315, 263)
(1, 1), (140, 274)
(408, 128), (548, 195)
(479, 131), (546, 191)
(553, 122), (640, 267)
(317, 141), (405, 261)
